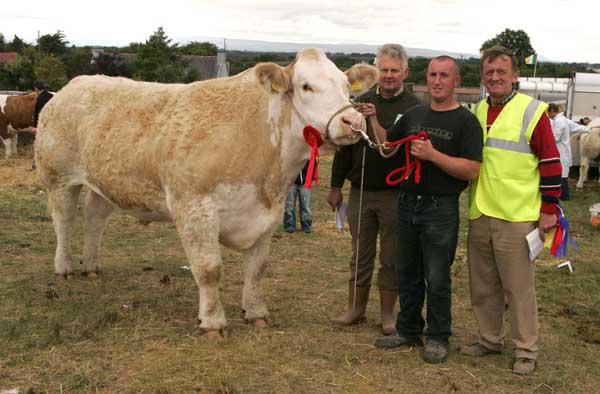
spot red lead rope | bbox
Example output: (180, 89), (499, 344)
(303, 125), (323, 189)
(385, 131), (429, 186)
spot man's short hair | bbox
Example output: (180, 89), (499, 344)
(376, 43), (408, 68)
(480, 45), (519, 72)
(431, 55), (460, 75)
(33, 80), (46, 91)
(548, 103), (559, 113)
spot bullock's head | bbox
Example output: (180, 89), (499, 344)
(255, 48), (378, 147)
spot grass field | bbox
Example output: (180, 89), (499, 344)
(1, 147), (599, 393)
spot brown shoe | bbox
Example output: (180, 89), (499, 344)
(330, 284), (369, 326)
(513, 358), (535, 375)
(459, 343), (501, 357)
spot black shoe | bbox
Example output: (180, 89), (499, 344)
(423, 340), (448, 364)
(285, 228), (295, 233)
(374, 334), (423, 349)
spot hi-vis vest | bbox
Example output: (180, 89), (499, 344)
(469, 93), (548, 221)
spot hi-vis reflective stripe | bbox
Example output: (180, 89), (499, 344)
(483, 98), (542, 154)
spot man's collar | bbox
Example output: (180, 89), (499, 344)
(487, 90), (517, 107)
(376, 85), (404, 98)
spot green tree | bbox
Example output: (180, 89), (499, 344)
(0, 34), (6, 52)
(178, 42), (218, 56)
(480, 29), (535, 66)
(133, 27), (184, 83)
(37, 31), (69, 57)
(34, 53), (68, 90)
(92, 52), (132, 77)
(5, 47), (38, 90)
(7, 35), (30, 54)
(62, 46), (94, 78)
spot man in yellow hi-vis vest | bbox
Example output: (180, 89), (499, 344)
(459, 45), (562, 376)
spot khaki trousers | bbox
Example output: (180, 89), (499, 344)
(347, 186), (398, 290)
(467, 214), (539, 360)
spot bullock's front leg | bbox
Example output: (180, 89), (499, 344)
(170, 198), (226, 335)
(242, 231), (273, 327)
(577, 155), (589, 189)
(2, 137), (12, 159)
(81, 191), (114, 277)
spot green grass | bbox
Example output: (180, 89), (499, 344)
(1, 151), (599, 393)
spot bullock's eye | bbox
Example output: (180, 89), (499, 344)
(302, 83), (313, 92)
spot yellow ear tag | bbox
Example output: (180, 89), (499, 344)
(351, 80), (363, 92)
(271, 82), (283, 93)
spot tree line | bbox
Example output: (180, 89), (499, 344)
(0, 27), (597, 92)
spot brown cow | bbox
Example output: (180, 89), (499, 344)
(0, 92), (37, 158)
(36, 48), (378, 336)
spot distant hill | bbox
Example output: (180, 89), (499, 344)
(175, 36), (481, 59)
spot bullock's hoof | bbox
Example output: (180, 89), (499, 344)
(248, 318), (269, 328)
(82, 271), (102, 279)
(202, 329), (224, 340)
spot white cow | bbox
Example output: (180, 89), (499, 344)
(35, 48), (378, 336)
(575, 117), (600, 189)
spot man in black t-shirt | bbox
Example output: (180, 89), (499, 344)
(361, 56), (483, 364)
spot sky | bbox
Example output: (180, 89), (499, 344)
(1, 0), (599, 63)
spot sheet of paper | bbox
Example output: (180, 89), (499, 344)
(526, 228), (544, 261)
(335, 202), (348, 233)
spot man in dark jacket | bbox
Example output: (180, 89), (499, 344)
(32, 80), (53, 170)
(328, 43), (420, 335)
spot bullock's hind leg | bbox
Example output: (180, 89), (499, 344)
(242, 231), (272, 327)
(81, 191), (114, 277)
(49, 184), (83, 277)
(170, 198), (226, 334)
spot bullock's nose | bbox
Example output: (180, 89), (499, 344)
(341, 111), (365, 132)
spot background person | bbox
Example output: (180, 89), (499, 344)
(548, 103), (588, 200)
(462, 45), (561, 376)
(365, 56), (483, 364)
(283, 161), (315, 233)
(328, 43), (420, 335)
(32, 80), (53, 170)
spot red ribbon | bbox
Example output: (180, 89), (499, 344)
(385, 131), (429, 186)
(303, 125), (323, 189)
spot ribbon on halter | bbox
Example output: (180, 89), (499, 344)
(303, 125), (323, 189)
(549, 206), (577, 257)
(385, 131), (429, 186)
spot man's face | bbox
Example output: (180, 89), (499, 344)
(377, 54), (408, 96)
(427, 59), (460, 103)
(549, 110), (558, 119)
(481, 54), (518, 99)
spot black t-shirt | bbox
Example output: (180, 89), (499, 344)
(387, 104), (483, 195)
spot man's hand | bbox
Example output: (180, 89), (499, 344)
(538, 212), (557, 241)
(358, 103), (376, 118)
(327, 188), (343, 211)
(410, 139), (438, 162)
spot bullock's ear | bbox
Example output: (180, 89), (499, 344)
(345, 64), (379, 96)
(255, 62), (292, 94)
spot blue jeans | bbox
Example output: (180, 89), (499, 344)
(283, 185), (312, 232)
(395, 192), (459, 344)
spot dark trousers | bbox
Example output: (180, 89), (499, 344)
(395, 192), (459, 344)
(560, 177), (570, 201)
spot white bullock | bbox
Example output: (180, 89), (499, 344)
(575, 117), (600, 189)
(35, 48), (378, 336)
